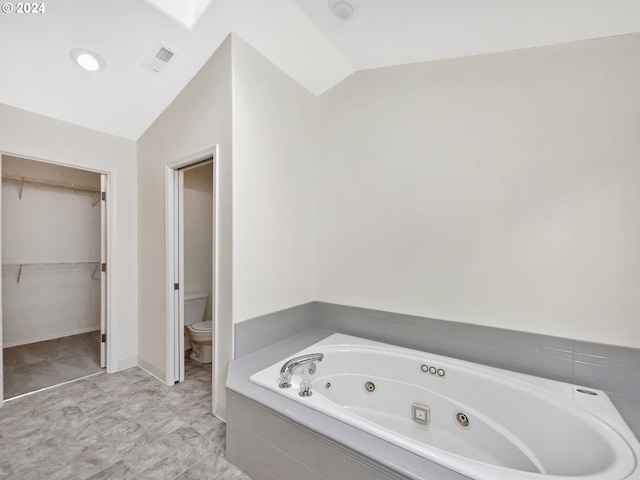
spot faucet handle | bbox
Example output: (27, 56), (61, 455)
(299, 379), (312, 397)
(278, 371), (291, 389)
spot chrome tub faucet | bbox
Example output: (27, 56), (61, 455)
(278, 353), (324, 389)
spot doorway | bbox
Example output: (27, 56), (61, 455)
(0, 154), (108, 400)
(182, 161), (213, 382)
(166, 149), (217, 409)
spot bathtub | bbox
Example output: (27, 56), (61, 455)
(249, 333), (640, 480)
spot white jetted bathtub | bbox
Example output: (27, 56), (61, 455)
(249, 333), (640, 480)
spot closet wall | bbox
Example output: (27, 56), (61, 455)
(2, 155), (101, 347)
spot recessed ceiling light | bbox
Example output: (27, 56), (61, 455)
(329, 0), (358, 21)
(70, 48), (105, 72)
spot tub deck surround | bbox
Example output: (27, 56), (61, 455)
(249, 334), (640, 479)
(226, 328), (640, 480)
(226, 329), (470, 480)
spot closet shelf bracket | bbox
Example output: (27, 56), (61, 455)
(91, 262), (100, 280)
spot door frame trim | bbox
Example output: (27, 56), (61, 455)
(165, 147), (218, 398)
(0, 151), (113, 405)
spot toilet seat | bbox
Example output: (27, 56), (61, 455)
(189, 320), (212, 332)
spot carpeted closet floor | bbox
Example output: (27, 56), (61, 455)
(3, 330), (102, 398)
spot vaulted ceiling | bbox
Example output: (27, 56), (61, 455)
(0, 0), (638, 140)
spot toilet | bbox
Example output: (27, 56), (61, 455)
(184, 292), (213, 364)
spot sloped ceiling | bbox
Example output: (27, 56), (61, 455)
(0, 0), (638, 140)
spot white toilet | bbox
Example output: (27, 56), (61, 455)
(184, 292), (213, 364)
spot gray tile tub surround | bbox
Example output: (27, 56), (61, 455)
(314, 303), (640, 395)
(234, 303), (317, 358)
(225, 329), (471, 480)
(317, 304), (640, 439)
(233, 302), (640, 440)
(236, 301), (640, 403)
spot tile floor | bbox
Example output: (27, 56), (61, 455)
(0, 359), (251, 480)
(3, 330), (103, 399)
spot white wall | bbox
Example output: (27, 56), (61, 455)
(316, 34), (640, 348)
(2, 159), (101, 346)
(2, 164), (100, 264)
(184, 163), (213, 321)
(137, 34), (319, 411)
(0, 103), (138, 370)
(137, 36), (232, 412)
(231, 36), (317, 323)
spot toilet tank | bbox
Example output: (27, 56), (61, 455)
(184, 292), (208, 326)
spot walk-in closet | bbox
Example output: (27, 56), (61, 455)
(1, 155), (104, 398)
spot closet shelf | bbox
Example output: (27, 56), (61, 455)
(3, 261), (100, 267)
(2, 174), (101, 201)
(2, 262), (102, 284)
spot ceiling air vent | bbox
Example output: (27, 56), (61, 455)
(142, 43), (177, 75)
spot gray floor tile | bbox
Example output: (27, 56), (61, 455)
(120, 440), (172, 474)
(85, 460), (137, 480)
(0, 359), (249, 480)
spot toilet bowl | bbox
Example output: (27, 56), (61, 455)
(184, 292), (213, 364)
(187, 321), (213, 364)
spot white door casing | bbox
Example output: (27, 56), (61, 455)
(0, 153), (112, 405)
(100, 174), (108, 368)
(0, 154), (4, 404)
(165, 147), (217, 413)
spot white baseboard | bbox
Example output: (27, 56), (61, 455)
(3, 327), (100, 348)
(116, 356), (138, 371)
(137, 357), (166, 383)
(215, 402), (226, 422)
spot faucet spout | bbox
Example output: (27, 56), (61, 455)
(278, 353), (324, 389)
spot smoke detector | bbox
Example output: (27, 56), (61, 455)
(142, 43), (178, 75)
(329, 0), (358, 21)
